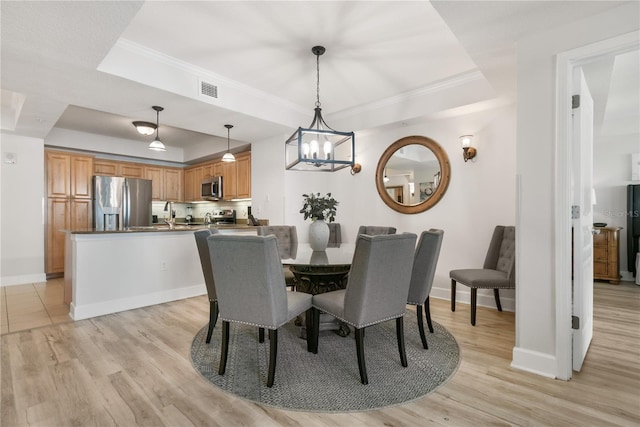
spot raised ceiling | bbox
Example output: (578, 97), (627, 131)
(1, 1), (636, 161)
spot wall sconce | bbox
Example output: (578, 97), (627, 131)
(460, 135), (476, 162)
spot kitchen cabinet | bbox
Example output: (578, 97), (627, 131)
(594, 227), (622, 283)
(45, 150), (94, 275)
(93, 159), (119, 176)
(119, 162), (145, 178)
(184, 168), (196, 202)
(221, 152), (251, 200)
(146, 166), (184, 201)
(164, 168), (184, 201)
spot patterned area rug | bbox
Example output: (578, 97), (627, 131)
(190, 309), (460, 412)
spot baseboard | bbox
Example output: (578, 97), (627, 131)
(511, 346), (558, 379)
(0, 273), (47, 287)
(70, 285), (206, 321)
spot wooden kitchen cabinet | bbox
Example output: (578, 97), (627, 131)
(46, 198), (70, 274)
(93, 159), (119, 176)
(144, 166), (164, 200)
(164, 168), (183, 201)
(235, 152), (251, 199)
(47, 152), (71, 197)
(70, 156), (93, 198)
(222, 161), (237, 200)
(119, 162), (145, 178)
(184, 168), (196, 202)
(594, 227), (622, 283)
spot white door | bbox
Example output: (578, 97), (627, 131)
(571, 67), (595, 372)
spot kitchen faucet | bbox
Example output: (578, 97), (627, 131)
(163, 201), (175, 229)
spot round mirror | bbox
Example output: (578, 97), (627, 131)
(375, 135), (451, 214)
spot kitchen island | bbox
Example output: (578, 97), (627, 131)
(64, 225), (258, 321)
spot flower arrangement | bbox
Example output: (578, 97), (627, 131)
(300, 192), (338, 222)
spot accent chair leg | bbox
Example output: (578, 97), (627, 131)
(206, 300), (219, 343)
(396, 317), (408, 367)
(471, 288), (477, 326)
(258, 328), (265, 343)
(267, 329), (278, 387)
(451, 279), (457, 312)
(305, 309), (314, 352)
(219, 321), (230, 375)
(312, 308), (320, 354)
(355, 327), (368, 385)
(416, 305), (428, 349)
(425, 296), (434, 333)
(494, 289), (503, 311)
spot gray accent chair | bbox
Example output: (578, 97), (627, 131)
(194, 228), (220, 343)
(207, 234), (313, 388)
(357, 225), (397, 238)
(407, 229), (444, 349)
(327, 222), (342, 248)
(311, 233), (417, 384)
(449, 225), (515, 326)
(257, 225), (298, 290)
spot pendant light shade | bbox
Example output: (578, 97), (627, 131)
(285, 46), (358, 173)
(148, 106), (166, 152)
(222, 124), (235, 162)
(132, 121), (156, 135)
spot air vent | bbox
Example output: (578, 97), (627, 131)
(200, 81), (218, 99)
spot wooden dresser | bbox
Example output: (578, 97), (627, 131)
(593, 227), (622, 283)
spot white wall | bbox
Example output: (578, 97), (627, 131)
(252, 104), (517, 310)
(0, 133), (47, 286)
(515, 3), (639, 378)
(594, 136), (640, 280)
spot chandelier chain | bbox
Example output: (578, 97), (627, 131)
(315, 52), (321, 108)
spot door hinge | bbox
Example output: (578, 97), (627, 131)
(572, 315), (580, 329)
(572, 94), (580, 109)
(571, 205), (580, 219)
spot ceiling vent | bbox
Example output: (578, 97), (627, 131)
(200, 80), (218, 99)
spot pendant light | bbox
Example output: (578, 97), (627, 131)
(285, 46), (359, 173)
(222, 124), (235, 162)
(132, 121), (156, 136)
(148, 106), (166, 152)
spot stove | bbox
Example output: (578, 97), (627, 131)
(212, 209), (236, 225)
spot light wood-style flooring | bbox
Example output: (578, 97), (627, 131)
(1, 281), (639, 426)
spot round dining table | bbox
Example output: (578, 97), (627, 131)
(282, 243), (356, 337)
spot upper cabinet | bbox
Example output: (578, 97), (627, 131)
(119, 162), (145, 178)
(46, 151), (93, 199)
(146, 166), (183, 201)
(235, 152), (251, 199)
(93, 159), (119, 176)
(182, 151), (251, 202)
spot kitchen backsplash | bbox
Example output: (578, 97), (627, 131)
(152, 200), (251, 223)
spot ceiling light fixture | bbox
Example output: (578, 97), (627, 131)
(132, 120), (156, 136)
(148, 106), (166, 152)
(222, 124), (236, 162)
(285, 46), (359, 173)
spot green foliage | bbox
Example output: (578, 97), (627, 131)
(300, 192), (338, 222)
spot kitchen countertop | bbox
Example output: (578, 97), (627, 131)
(69, 224), (258, 234)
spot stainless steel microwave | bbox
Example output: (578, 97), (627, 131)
(201, 176), (223, 200)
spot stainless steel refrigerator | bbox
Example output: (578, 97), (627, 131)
(93, 176), (153, 231)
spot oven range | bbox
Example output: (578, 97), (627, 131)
(212, 209), (236, 225)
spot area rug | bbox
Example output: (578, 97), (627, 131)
(190, 309), (460, 412)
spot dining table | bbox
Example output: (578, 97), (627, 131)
(282, 243), (356, 337)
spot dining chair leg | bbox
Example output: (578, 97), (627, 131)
(471, 288), (477, 326)
(425, 296), (434, 333)
(219, 321), (230, 375)
(355, 327), (368, 385)
(258, 328), (265, 343)
(494, 288), (503, 311)
(416, 305), (428, 349)
(266, 329), (278, 387)
(206, 300), (219, 343)
(312, 308), (320, 354)
(305, 309), (314, 352)
(396, 317), (408, 367)
(451, 279), (457, 312)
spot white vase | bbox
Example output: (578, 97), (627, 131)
(309, 219), (330, 251)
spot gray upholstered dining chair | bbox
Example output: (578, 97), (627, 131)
(194, 228), (220, 343)
(449, 225), (515, 326)
(357, 225), (397, 238)
(406, 229), (444, 349)
(310, 233), (417, 385)
(207, 234), (313, 388)
(257, 225), (298, 290)
(327, 222), (342, 247)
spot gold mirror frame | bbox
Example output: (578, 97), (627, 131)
(375, 135), (451, 214)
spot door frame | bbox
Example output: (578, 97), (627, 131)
(554, 30), (639, 380)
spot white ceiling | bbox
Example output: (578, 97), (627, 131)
(1, 1), (637, 161)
